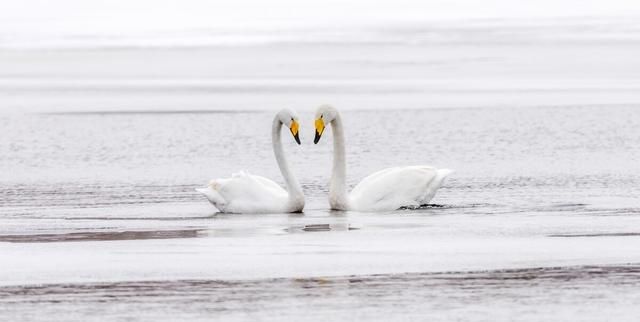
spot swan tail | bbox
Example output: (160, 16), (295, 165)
(431, 168), (453, 190)
(418, 168), (454, 205)
(196, 184), (227, 211)
(436, 168), (454, 181)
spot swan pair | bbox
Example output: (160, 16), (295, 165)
(197, 105), (452, 213)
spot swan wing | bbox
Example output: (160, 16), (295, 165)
(197, 171), (289, 213)
(349, 166), (452, 211)
(247, 173), (288, 194)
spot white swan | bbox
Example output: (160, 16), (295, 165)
(196, 109), (305, 213)
(313, 105), (452, 211)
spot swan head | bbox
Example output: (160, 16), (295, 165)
(313, 104), (337, 144)
(277, 108), (301, 145)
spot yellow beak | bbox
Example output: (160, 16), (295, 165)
(314, 118), (325, 144)
(290, 120), (301, 144)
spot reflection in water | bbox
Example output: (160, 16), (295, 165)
(286, 223), (361, 233)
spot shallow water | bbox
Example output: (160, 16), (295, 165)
(2, 265), (640, 322)
(2, 17), (640, 321)
(2, 105), (640, 320)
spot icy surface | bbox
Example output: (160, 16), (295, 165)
(2, 8), (640, 320)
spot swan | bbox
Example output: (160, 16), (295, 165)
(313, 105), (452, 211)
(196, 109), (305, 213)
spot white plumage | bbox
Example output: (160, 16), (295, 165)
(349, 166), (453, 211)
(196, 109), (305, 213)
(314, 105), (452, 211)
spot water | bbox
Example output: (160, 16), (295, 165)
(2, 265), (640, 322)
(2, 15), (640, 321)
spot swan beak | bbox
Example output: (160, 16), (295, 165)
(314, 118), (325, 144)
(290, 120), (301, 145)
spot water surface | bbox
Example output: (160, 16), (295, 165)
(2, 17), (640, 321)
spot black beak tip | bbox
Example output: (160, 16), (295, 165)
(314, 131), (321, 144)
(294, 133), (301, 145)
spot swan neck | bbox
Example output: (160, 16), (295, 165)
(329, 113), (349, 210)
(272, 117), (304, 209)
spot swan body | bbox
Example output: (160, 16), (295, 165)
(196, 171), (295, 213)
(197, 109), (305, 213)
(314, 105), (452, 212)
(348, 166), (453, 211)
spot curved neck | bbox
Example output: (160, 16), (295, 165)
(272, 117), (304, 208)
(329, 113), (350, 210)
